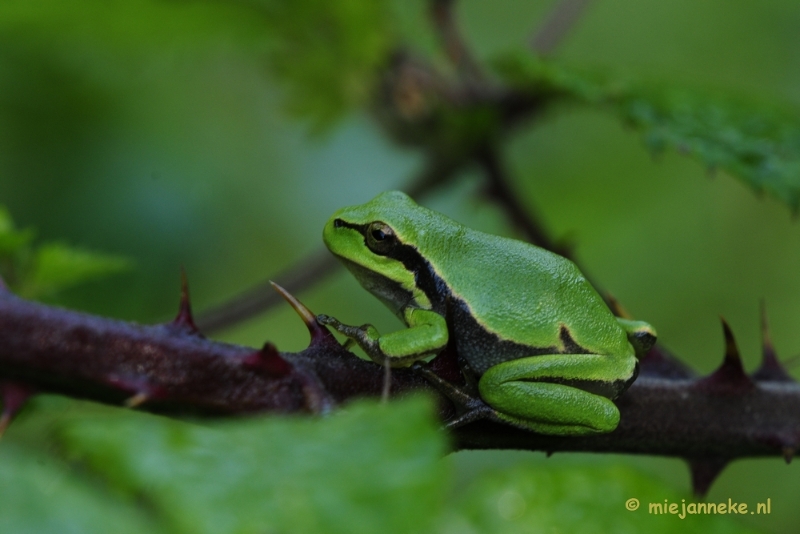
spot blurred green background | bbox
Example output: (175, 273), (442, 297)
(1, 0), (798, 532)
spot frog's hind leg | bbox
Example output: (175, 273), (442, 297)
(478, 353), (632, 436)
(411, 361), (510, 429)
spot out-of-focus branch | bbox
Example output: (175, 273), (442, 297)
(531, 0), (594, 55)
(197, 155), (469, 335)
(429, 0), (485, 85)
(476, 145), (569, 256)
(196, 249), (339, 334)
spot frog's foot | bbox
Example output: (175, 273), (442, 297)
(317, 314), (393, 401)
(457, 356), (481, 398)
(316, 314), (382, 360)
(411, 362), (508, 429)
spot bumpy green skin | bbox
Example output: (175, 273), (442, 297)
(320, 191), (656, 436)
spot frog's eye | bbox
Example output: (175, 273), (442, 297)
(366, 222), (397, 254)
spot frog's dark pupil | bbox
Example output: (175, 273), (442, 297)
(372, 229), (386, 241)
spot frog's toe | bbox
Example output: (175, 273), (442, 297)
(617, 318), (657, 355)
(316, 314), (335, 325)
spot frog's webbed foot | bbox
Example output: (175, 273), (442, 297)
(411, 361), (507, 430)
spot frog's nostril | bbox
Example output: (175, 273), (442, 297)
(333, 218), (343, 228)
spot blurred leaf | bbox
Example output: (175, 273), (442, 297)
(494, 54), (800, 211)
(617, 90), (800, 211)
(443, 462), (762, 534)
(0, 443), (161, 534)
(0, 206), (35, 255)
(0, 0), (263, 54)
(57, 397), (448, 534)
(492, 54), (618, 104)
(252, 0), (395, 129)
(0, 206), (130, 298)
(0, 0), (394, 131)
(21, 242), (131, 299)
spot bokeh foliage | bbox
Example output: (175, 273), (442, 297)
(0, 207), (129, 299)
(496, 54), (800, 211)
(1, 397), (761, 534)
(1, 0), (799, 532)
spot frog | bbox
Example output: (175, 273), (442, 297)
(316, 191), (655, 436)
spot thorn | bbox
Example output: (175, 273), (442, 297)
(0, 382), (35, 438)
(171, 267), (202, 335)
(694, 319), (754, 393)
(296, 368), (336, 416)
(106, 375), (166, 405)
(241, 342), (292, 378)
(270, 281), (316, 327)
(124, 392), (149, 408)
(0, 415), (10, 438)
(270, 281), (334, 345)
(752, 301), (794, 382)
(783, 447), (795, 464)
(606, 293), (631, 319)
(688, 458), (728, 498)
(545, 450), (554, 458)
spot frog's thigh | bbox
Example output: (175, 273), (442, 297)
(478, 354), (623, 435)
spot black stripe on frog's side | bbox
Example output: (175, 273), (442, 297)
(336, 219), (596, 372)
(533, 361), (639, 400)
(559, 325), (593, 355)
(449, 303), (596, 374)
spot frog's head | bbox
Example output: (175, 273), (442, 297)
(322, 191), (442, 313)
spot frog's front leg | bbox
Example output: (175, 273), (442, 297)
(317, 308), (448, 367)
(478, 353), (637, 436)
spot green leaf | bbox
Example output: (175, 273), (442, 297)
(20, 242), (130, 299)
(256, 0), (395, 129)
(493, 53), (800, 211)
(0, 206), (131, 296)
(617, 89), (800, 211)
(0, 443), (161, 534)
(57, 397), (449, 534)
(444, 462), (762, 534)
(0, 206), (34, 255)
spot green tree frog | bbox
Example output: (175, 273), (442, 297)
(317, 191), (656, 436)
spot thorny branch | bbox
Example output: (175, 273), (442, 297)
(1, 0), (797, 499)
(0, 284), (797, 497)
